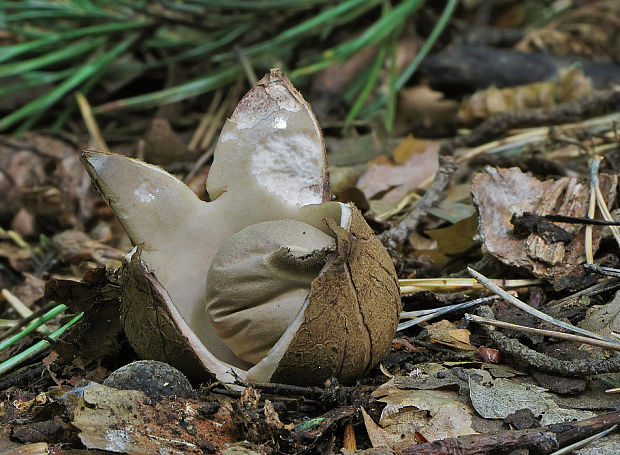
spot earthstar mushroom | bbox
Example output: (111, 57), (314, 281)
(82, 69), (401, 386)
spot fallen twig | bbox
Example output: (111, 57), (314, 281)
(584, 264), (620, 278)
(465, 313), (620, 352)
(468, 267), (620, 344)
(398, 295), (500, 331)
(476, 305), (620, 376)
(549, 424), (617, 455)
(400, 410), (620, 455)
(456, 85), (620, 149)
(382, 153), (457, 246)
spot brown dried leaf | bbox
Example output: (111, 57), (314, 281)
(361, 407), (393, 449)
(44, 271), (122, 381)
(426, 320), (476, 351)
(52, 230), (124, 272)
(143, 118), (193, 165)
(72, 383), (236, 454)
(471, 167), (617, 288)
(10, 273), (45, 309)
(377, 387), (477, 446)
(0, 133), (100, 233)
(357, 136), (438, 215)
(395, 85), (458, 133)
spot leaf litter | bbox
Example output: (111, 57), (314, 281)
(1, 1), (620, 454)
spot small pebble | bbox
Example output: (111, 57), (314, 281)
(103, 360), (193, 399)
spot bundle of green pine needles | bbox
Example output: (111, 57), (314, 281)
(0, 302), (83, 377)
(0, 0), (457, 134)
(0, 227), (83, 378)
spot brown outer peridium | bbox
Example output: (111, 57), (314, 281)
(120, 250), (216, 383)
(270, 206), (401, 386)
(120, 206), (401, 386)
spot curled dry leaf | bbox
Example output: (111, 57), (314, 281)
(82, 69), (401, 386)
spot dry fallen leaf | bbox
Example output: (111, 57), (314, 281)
(361, 407), (394, 449)
(458, 67), (592, 123)
(469, 377), (598, 426)
(376, 387), (477, 446)
(395, 85), (459, 133)
(143, 118), (194, 165)
(472, 167), (617, 289)
(426, 320), (477, 351)
(357, 136), (438, 217)
(72, 383), (236, 454)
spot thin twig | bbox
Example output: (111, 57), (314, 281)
(551, 277), (620, 304)
(475, 306), (620, 376)
(584, 264), (620, 278)
(456, 86), (620, 150)
(585, 157), (600, 264)
(543, 214), (620, 226)
(382, 153), (458, 245)
(465, 313), (620, 352)
(467, 267), (620, 344)
(547, 424), (617, 455)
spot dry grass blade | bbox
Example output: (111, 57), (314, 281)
(399, 277), (540, 296)
(585, 157), (600, 264)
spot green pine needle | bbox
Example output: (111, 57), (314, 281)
(0, 0), (457, 131)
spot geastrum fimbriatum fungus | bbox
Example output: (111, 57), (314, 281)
(81, 69), (400, 387)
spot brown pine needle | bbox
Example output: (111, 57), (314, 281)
(76, 92), (110, 154)
(188, 88), (223, 152)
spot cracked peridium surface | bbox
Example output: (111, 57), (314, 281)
(120, 207), (400, 386)
(121, 252), (213, 383)
(271, 207), (401, 386)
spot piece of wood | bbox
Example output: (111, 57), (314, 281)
(400, 411), (620, 455)
(420, 45), (620, 91)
